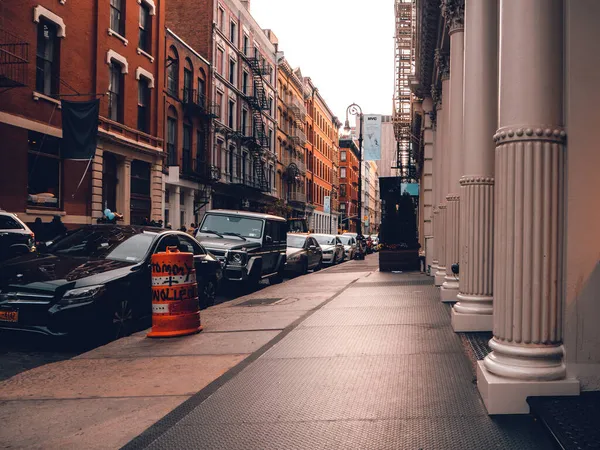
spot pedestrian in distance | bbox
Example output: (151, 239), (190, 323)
(188, 223), (196, 236)
(49, 215), (67, 240)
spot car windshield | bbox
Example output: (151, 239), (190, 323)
(199, 214), (263, 239)
(47, 227), (154, 261)
(313, 235), (336, 246)
(287, 235), (306, 248)
(105, 233), (156, 262)
(338, 236), (352, 245)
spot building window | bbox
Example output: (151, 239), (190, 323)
(167, 47), (179, 97)
(228, 99), (235, 128)
(218, 6), (225, 32)
(216, 91), (223, 119)
(108, 62), (123, 122)
(167, 113), (178, 166)
(110, 0), (125, 36)
(138, 2), (151, 53)
(197, 129), (206, 163)
(230, 20), (237, 46)
(242, 71), (248, 94)
(27, 131), (61, 208)
(241, 108), (248, 135)
(243, 34), (249, 55)
(183, 61), (193, 102)
(198, 77), (206, 106)
(340, 167), (347, 178)
(36, 20), (59, 96)
(340, 184), (346, 197)
(229, 58), (236, 85)
(182, 124), (192, 173)
(217, 48), (224, 76)
(137, 79), (150, 133)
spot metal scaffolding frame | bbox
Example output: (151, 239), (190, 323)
(392, 0), (417, 182)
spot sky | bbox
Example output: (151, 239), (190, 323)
(250, 0), (396, 127)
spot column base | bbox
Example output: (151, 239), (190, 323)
(434, 268), (446, 286)
(451, 308), (493, 332)
(477, 361), (579, 414)
(440, 286), (458, 302)
(430, 263), (439, 277)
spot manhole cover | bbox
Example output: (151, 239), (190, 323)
(237, 298), (282, 307)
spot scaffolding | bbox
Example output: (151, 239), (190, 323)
(392, 0), (416, 182)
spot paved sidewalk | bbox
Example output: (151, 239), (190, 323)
(125, 257), (554, 450)
(0, 262), (361, 449)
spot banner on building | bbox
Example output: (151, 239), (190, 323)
(324, 196), (331, 214)
(363, 114), (381, 161)
(401, 183), (420, 196)
(60, 99), (100, 160)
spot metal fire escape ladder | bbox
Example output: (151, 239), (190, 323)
(392, 0), (416, 182)
(242, 55), (271, 192)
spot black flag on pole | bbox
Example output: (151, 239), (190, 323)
(60, 99), (100, 160)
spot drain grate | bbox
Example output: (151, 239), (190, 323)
(528, 392), (600, 450)
(236, 298), (282, 307)
(462, 332), (492, 360)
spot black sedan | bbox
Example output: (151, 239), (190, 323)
(0, 225), (222, 341)
(285, 233), (323, 275)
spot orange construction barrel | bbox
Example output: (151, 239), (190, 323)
(147, 246), (203, 338)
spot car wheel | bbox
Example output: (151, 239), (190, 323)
(302, 259), (309, 275)
(110, 299), (135, 341)
(315, 258), (323, 271)
(201, 278), (217, 309)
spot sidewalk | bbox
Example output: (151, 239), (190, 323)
(0, 260), (364, 449)
(0, 255), (554, 449)
(124, 255), (552, 450)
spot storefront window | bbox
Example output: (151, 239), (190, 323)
(27, 131), (61, 208)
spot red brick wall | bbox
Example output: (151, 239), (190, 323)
(166, 0), (214, 61)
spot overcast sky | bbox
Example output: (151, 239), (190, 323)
(250, 0), (396, 126)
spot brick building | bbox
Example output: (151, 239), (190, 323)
(0, 0), (165, 227)
(275, 55), (307, 219)
(163, 28), (216, 230)
(338, 138), (360, 233)
(304, 78), (341, 233)
(166, 0), (279, 214)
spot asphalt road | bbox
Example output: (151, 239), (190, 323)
(0, 277), (281, 381)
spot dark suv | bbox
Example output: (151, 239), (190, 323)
(196, 210), (287, 286)
(0, 211), (36, 261)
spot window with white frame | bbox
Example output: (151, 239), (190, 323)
(110, 0), (125, 36)
(36, 20), (59, 96)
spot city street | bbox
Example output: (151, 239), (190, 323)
(0, 255), (554, 449)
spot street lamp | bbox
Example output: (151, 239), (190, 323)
(344, 103), (363, 237)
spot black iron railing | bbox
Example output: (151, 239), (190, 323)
(0, 27), (29, 88)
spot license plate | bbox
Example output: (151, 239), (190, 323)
(0, 310), (18, 323)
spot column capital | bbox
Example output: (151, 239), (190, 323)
(441, 0), (465, 33)
(459, 176), (494, 186)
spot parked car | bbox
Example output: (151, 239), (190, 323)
(311, 234), (345, 265)
(370, 234), (380, 249)
(0, 225), (222, 340)
(196, 210), (287, 286)
(285, 233), (323, 275)
(338, 235), (357, 261)
(0, 211), (36, 262)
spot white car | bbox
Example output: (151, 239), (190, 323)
(311, 234), (345, 265)
(338, 235), (357, 260)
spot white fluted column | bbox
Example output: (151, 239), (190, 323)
(477, 0), (579, 415)
(422, 98), (435, 273)
(430, 88), (442, 276)
(452, 0), (497, 331)
(434, 70), (450, 286)
(441, 0), (464, 303)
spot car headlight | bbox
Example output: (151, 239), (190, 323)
(323, 250), (332, 254)
(227, 251), (248, 266)
(287, 254), (301, 262)
(59, 285), (105, 306)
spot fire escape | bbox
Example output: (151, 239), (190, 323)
(182, 87), (221, 184)
(393, 0), (417, 183)
(240, 54), (271, 192)
(0, 27), (29, 92)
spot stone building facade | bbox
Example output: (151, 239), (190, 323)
(412, 0), (600, 414)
